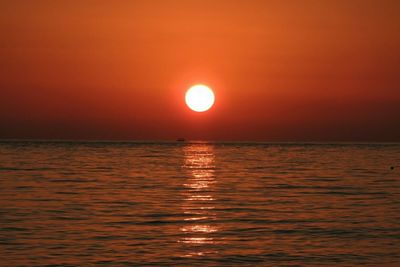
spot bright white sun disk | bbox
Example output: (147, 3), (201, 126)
(185, 85), (215, 112)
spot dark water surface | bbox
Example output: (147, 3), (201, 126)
(0, 141), (399, 266)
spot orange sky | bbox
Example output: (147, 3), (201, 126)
(1, 0), (399, 141)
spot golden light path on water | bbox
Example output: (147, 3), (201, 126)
(180, 144), (219, 257)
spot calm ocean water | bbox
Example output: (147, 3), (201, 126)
(0, 141), (399, 266)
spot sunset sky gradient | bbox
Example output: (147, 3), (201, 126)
(1, 0), (399, 141)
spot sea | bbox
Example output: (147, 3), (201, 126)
(0, 141), (399, 266)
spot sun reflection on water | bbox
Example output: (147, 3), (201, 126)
(179, 143), (218, 256)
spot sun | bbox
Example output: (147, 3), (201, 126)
(185, 84), (215, 112)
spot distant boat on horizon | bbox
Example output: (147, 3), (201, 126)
(176, 138), (185, 142)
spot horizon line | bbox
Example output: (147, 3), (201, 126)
(0, 138), (399, 145)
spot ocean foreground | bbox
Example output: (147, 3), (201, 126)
(0, 141), (399, 266)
